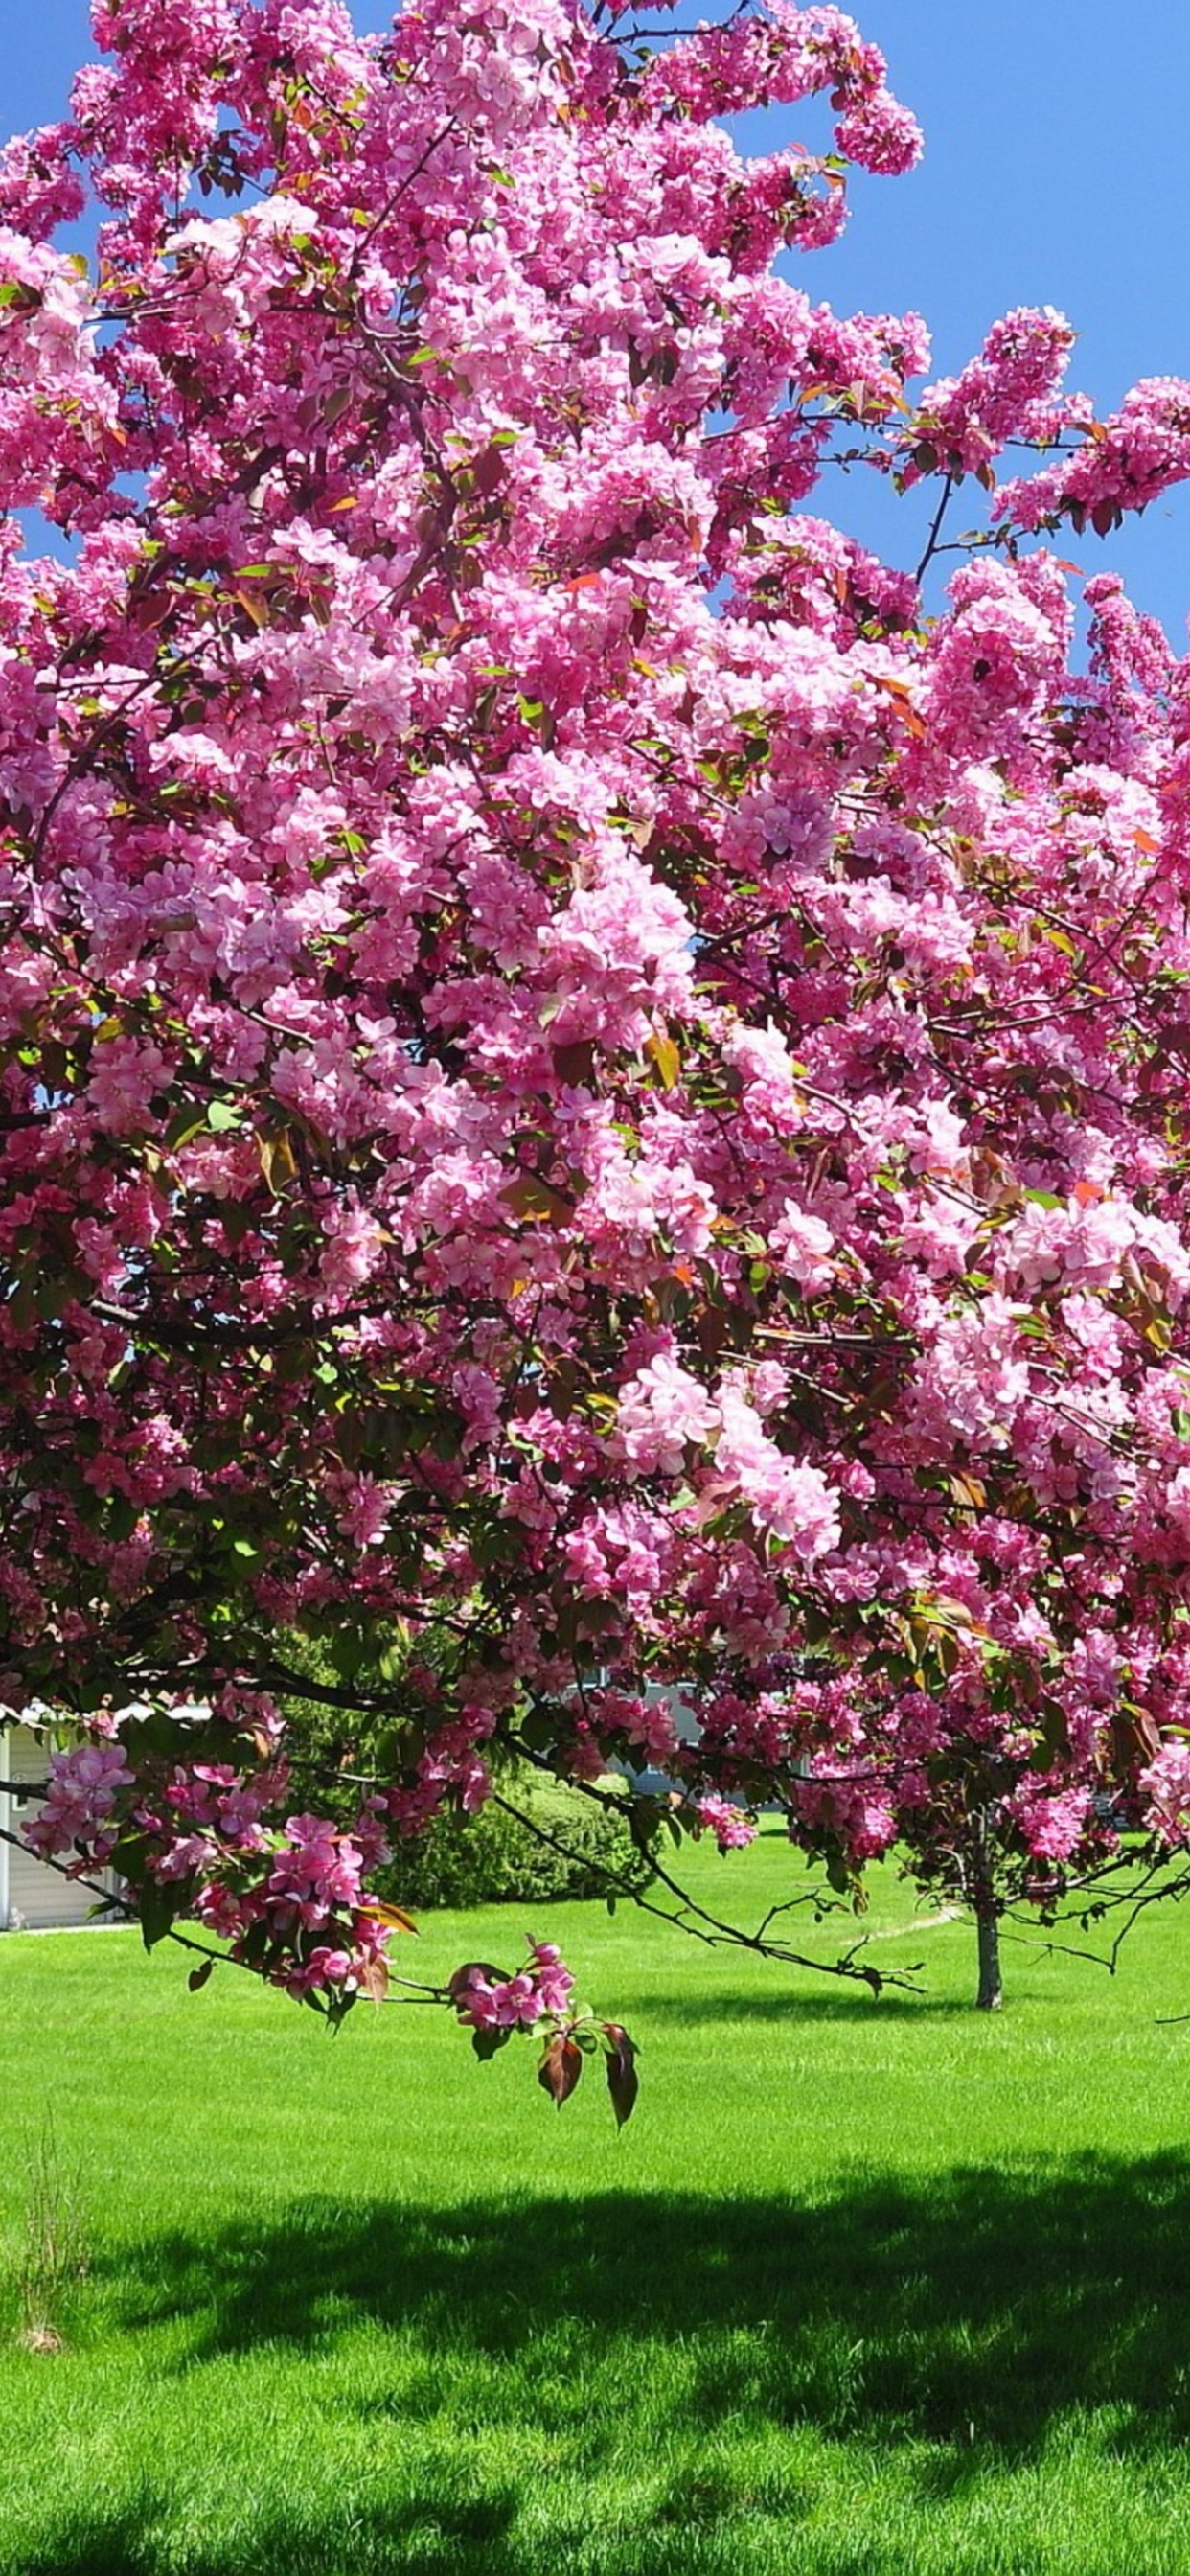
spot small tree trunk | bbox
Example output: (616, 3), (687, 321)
(969, 1809), (1003, 2010)
(974, 1900), (1003, 2012)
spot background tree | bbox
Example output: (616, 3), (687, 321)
(4, 0), (1190, 2060)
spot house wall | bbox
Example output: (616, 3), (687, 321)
(0, 1725), (109, 1932)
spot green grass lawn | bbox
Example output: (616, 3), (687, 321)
(4, 1831), (1190, 2576)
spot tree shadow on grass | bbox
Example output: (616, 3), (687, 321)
(15, 2493), (520, 2576)
(638, 1989), (984, 2021)
(105, 2152), (1190, 2465)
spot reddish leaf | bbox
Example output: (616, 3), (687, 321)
(538, 2033), (584, 2107)
(357, 1950), (390, 2005)
(1112, 1706), (1162, 1770)
(447, 1960), (504, 2007)
(471, 442), (508, 497)
(552, 1038), (597, 1087)
(868, 672), (926, 738)
(188, 1958), (214, 1992)
(603, 2023), (639, 2129)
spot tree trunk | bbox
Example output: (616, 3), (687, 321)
(968, 1808), (1004, 2010)
(974, 1899), (1003, 2012)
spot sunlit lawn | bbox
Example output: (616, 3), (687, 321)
(4, 1829), (1190, 2574)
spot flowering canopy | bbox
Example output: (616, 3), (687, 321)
(5, 0), (1190, 2079)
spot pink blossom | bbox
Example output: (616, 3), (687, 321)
(451, 1940), (577, 2031)
(1139, 1742), (1190, 1847)
(617, 1351), (716, 1477)
(1000, 377), (1190, 534)
(529, 1941), (577, 2013)
(694, 1792), (757, 1851)
(23, 1741), (134, 1864)
(714, 1388), (841, 1560)
(1010, 1785), (1091, 1864)
(771, 1202), (835, 1293)
(266, 1815), (366, 1923)
(905, 308), (1075, 478)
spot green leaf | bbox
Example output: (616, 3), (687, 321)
(471, 2024), (512, 2060)
(207, 1100), (241, 1133)
(329, 1625), (369, 1681)
(139, 1882), (176, 1952)
(110, 1831), (149, 1888)
(166, 1107), (209, 1151)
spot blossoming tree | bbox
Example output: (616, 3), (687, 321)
(5, 0), (1190, 2076)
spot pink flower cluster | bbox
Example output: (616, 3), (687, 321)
(264, 1813), (367, 1927)
(1000, 377), (1190, 535)
(1138, 1742), (1190, 1848)
(617, 1351), (716, 1478)
(714, 1388), (842, 1562)
(904, 307), (1076, 480)
(1009, 1784), (1091, 1865)
(23, 1740), (134, 1869)
(790, 1774), (898, 1862)
(693, 1793), (758, 1852)
(450, 1942), (577, 2031)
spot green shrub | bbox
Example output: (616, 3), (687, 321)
(270, 1633), (653, 1912)
(377, 1772), (653, 1911)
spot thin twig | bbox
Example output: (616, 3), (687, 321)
(915, 472), (955, 584)
(508, 1751), (920, 1991)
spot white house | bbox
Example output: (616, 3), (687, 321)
(0, 1721), (115, 1932)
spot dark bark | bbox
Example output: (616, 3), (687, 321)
(974, 1899), (1003, 2012)
(969, 1810), (1004, 2010)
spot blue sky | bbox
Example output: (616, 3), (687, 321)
(6, 0), (1190, 638)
